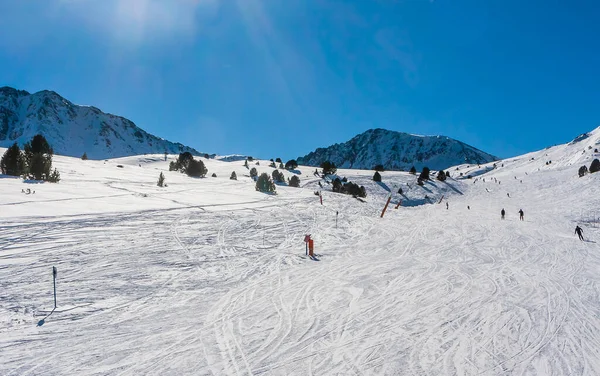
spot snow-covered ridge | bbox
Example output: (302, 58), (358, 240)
(297, 128), (498, 171)
(0, 86), (201, 159)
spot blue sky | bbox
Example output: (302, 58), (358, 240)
(1, 0), (598, 160)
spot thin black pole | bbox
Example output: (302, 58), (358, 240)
(52, 266), (57, 309)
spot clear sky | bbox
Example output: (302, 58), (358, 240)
(1, 0), (598, 160)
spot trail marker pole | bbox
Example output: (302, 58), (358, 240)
(395, 200), (402, 209)
(319, 191), (323, 205)
(52, 266), (57, 309)
(381, 194), (392, 218)
(336, 211), (338, 228)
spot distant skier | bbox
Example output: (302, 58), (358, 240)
(575, 226), (584, 241)
(518, 209), (524, 221)
(467, 206), (470, 210)
(507, 193), (510, 198)
(446, 202), (449, 210)
(501, 208), (505, 219)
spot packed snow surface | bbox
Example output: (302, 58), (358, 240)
(1, 131), (600, 375)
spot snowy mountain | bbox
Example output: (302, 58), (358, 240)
(0, 86), (200, 159)
(298, 128), (498, 171)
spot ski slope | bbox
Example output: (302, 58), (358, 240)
(1, 134), (599, 375)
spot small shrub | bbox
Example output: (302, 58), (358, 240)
(211, 173), (217, 177)
(157, 172), (166, 187)
(47, 168), (61, 183)
(419, 167), (430, 181)
(275, 157), (282, 163)
(81, 152), (88, 160)
(250, 167), (258, 178)
(373, 164), (385, 172)
(409, 166), (417, 175)
(230, 171), (237, 180)
(437, 170), (447, 181)
(269, 162), (276, 168)
(578, 166), (588, 177)
(373, 171), (382, 182)
(279, 162), (284, 169)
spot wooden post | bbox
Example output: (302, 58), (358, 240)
(308, 239), (314, 257)
(381, 195), (392, 218)
(395, 200), (402, 209)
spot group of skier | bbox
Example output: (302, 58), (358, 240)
(500, 208), (523, 220)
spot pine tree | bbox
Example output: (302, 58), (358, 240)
(250, 167), (258, 179)
(157, 172), (165, 187)
(409, 166), (417, 175)
(320, 161), (337, 175)
(272, 169), (285, 183)
(186, 159), (208, 177)
(275, 157), (282, 163)
(256, 173), (276, 193)
(590, 159), (600, 174)
(81, 152), (88, 160)
(373, 171), (382, 182)
(437, 170), (447, 181)
(419, 167), (430, 181)
(47, 168), (60, 183)
(23, 135), (56, 181)
(0, 143), (26, 176)
(285, 159), (298, 170)
(230, 171), (237, 180)
(212, 173), (217, 177)
(373, 164), (384, 172)
(289, 175), (300, 187)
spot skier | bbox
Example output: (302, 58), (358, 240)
(518, 209), (524, 221)
(446, 202), (449, 210)
(575, 225), (584, 241)
(501, 208), (505, 219)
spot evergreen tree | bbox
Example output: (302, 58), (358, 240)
(445, 171), (450, 178)
(230, 171), (237, 180)
(320, 161), (337, 175)
(47, 168), (60, 183)
(272, 169), (285, 183)
(285, 159), (298, 170)
(279, 162), (284, 169)
(250, 167), (258, 179)
(437, 170), (447, 181)
(23, 135), (56, 181)
(269, 161), (276, 168)
(256, 173), (276, 193)
(578, 165), (588, 177)
(590, 159), (600, 174)
(244, 160), (249, 168)
(157, 172), (165, 187)
(373, 164), (385, 172)
(419, 167), (431, 181)
(81, 152), (88, 160)
(275, 157), (282, 163)
(0, 143), (26, 176)
(289, 175), (300, 187)
(186, 159), (208, 177)
(332, 178), (342, 193)
(373, 171), (382, 182)
(211, 173), (217, 177)
(409, 166), (417, 175)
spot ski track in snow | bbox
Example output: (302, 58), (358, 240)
(1, 149), (600, 375)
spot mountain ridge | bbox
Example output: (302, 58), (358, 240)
(0, 86), (200, 159)
(297, 128), (498, 171)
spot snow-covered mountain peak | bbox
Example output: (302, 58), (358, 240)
(0, 87), (200, 159)
(298, 128), (497, 171)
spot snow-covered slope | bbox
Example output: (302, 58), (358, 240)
(1, 127), (600, 375)
(297, 128), (498, 171)
(0, 87), (200, 159)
